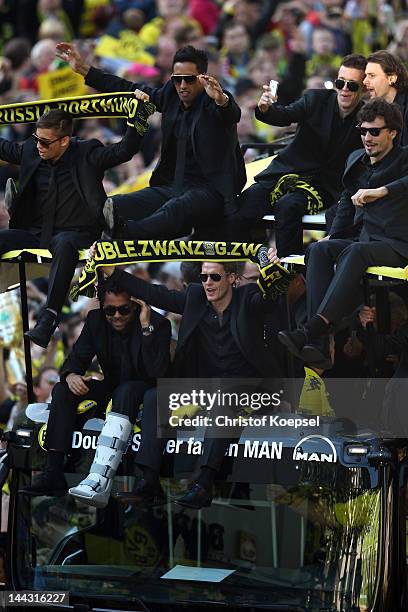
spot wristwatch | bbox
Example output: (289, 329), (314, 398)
(142, 324), (154, 336)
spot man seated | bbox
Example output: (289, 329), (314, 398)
(20, 276), (171, 508)
(0, 107), (151, 348)
(96, 248), (283, 509)
(278, 98), (408, 368)
(227, 54), (367, 256)
(57, 42), (245, 241)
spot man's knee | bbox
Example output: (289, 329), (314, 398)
(50, 238), (79, 260)
(274, 193), (307, 221)
(112, 381), (148, 415)
(305, 239), (331, 266)
(51, 381), (71, 403)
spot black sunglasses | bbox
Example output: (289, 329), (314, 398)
(171, 74), (198, 84)
(199, 273), (226, 282)
(32, 133), (64, 148)
(103, 304), (132, 316)
(357, 125), (388, 136)
(334, 78), (360, 92)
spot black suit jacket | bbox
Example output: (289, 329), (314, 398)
(85, 66), (246, 206)
(330, 145), (408, 258)
(395, 90), (408, 147)
(60, 307), (171, 391)
(254, 89), (363, 201)
(1, 127), (142, 232)
(111, 268), (283, 378)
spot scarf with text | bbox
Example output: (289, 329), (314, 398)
(0, 92), (154, 133)
(70, 239), (294, 301)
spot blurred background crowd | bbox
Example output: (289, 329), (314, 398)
(1, 0), (408, 433)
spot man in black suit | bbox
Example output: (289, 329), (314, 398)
(0, 108), (151, 348)
(279, 98), (408, 368)
(228, 54), (367, 256)
(99, 248), (282, 509)
(57, 42), (246, 240)
(20, 275), (171, 506)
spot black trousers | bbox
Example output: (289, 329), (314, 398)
(46, 379), (152, 453)
(305, 239), (407, 323)
(0, 228), (94, 314)
(228, 182), (316, 257)
(114, 185), (224, 239)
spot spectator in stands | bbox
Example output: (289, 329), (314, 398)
(227, 53), (367, 255)
(364, 50), (408, 145)
(306, 27), (342, 78)
(0, 107), (152, 349)
(20, 276), (171, 503)
(96, 247), (282, 509)
(278, 99), (408, 369)
(58, 43), (245, 240)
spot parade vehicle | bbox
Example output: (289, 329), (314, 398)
(1, 243), (408, 612)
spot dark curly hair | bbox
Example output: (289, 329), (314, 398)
(357, 98), (403, 132)
(97, 275), (130, 304)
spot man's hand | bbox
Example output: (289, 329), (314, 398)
(56, 42), (89, 76)
(134, 299), (151, 328)
(198, 75), (228, 106)
(258, 84), (277, 113)
(66, 373), (92, 396)
(134, 89), (150, 102)
(359, 305), (376, 328)
(351, 186), (388, 207)
(90, 242), (115, 277)
(267, 246), (280, 264)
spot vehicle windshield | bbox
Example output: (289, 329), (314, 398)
(11, 449), (380, 611)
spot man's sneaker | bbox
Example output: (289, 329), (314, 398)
(19, 472), (68, 497)
(25, 310), (58, 349)
(134, 101), (156, 136)
(175, 483), (213, 510)
(278, 328), (308, 359)
(102, 198), (127, 239)
(4, 178), (17, 212)
(114, 478), (165, 507)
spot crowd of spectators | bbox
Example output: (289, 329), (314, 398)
(1, 0), (408, 431)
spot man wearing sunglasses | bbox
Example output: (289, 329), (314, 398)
(98, 247), (282, 509)
(228, 54), (367, 255)
(0, 107), (151, 348)
(279, 98), (408, 368)
(21, 277), (171, 503)
(57, 42), (245, 241)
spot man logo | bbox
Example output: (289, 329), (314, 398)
(38, 424), (47, 451)
(293, 435), (337, 463)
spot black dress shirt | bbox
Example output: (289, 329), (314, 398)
(196, 300), (258, 377)
(161, 98), (207, 189)
(32, 145), (94, 231)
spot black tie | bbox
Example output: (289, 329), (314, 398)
(172, 112), (187, 197)
(40, 164), (58, 248)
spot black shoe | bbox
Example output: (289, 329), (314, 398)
(175, 483), (213, 510)
(301, 340), (332, 370)
(25, 310), (58, 348)
(102, 198), (127, 239)
(134, 101), (156, 136)
(278, 328), (308, 359)
(19, 472), (68, 497)
(5, 178), (17, 212)
(114, 478), (165, 507)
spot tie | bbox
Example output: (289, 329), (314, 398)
(40, 164), (58, 248)
(172, 112), (187, 197)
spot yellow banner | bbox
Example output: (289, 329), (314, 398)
(37, 66), (87, 100)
